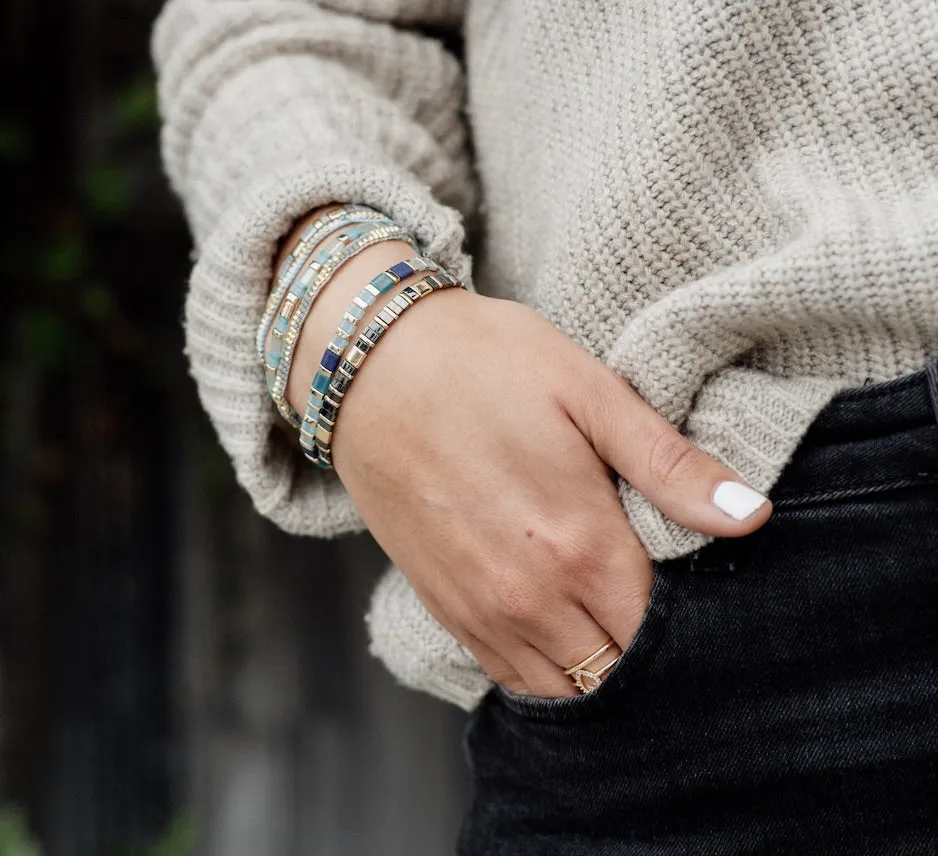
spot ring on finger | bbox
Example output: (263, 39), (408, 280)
(563, 639), (623, 694)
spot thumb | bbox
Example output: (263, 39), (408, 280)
(566, 362), (772, 539)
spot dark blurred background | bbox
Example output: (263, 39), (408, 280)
(0, 1), (469, 854)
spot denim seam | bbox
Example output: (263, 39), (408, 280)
(826, 362), (932, 403)
(803, 422), (935, 450)
(772, 476), (938, 507)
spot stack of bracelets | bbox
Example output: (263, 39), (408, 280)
(257, 203), (465, 469)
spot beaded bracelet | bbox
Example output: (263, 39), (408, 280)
(256, 205), (389, 360)
(298, 256), (441, 459)
(308, 271), (464, 469)
(268, 221), (418, 426)
(269, 223), (420, 427)
(264, 219), (392, 393)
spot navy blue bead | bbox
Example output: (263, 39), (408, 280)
(390, 261), (414, 278)
(321, 349), (341, 372)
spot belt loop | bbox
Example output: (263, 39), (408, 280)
(926, 356), (938, 426)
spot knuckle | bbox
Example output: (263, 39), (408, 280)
(577, 564), (612, 605)
(495, 579), (545, 626)
(580, 542), (650, 606)
(618, 567), (654, 619)
(602, 587), (652, 650)
(465, 586), (501, 629)
(537, 522), (596, 576)
(478, 562), (548, 628)
(624, 582), (652, 621)
(646, 429), (700, 487)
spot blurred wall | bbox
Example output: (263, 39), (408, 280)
(0, 1), (470, 853)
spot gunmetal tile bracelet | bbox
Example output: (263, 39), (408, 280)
(298, 256), (441, 460)
(311, 271), (465, 470)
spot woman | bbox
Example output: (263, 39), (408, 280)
(153, 0), (938, 851)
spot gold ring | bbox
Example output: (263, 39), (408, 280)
(563, 640), (622, 694)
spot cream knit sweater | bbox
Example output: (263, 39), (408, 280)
(154, 0), (938, 710)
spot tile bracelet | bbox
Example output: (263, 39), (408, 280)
(298, 256), (441, 459)
(256, 205), (389, 359)
(269, 223), (419, 427)
(264, 219), (391, 395)
(308, 271), (465, 469)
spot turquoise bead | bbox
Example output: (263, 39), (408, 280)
(372, 272), (395, 291)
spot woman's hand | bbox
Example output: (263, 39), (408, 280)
(320, 287), (771, 698)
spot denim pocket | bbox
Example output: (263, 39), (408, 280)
(491, 563), (677, 723)
(770, 421), (938, 510)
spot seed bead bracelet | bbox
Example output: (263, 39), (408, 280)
(311, 271), (464, 470)
(256, 204), (389, 359)
(298, 256), (441, 459)
(261, 214), (393, 385)
(269, 223), (419, 427)
(264, 219), (392, 393)
(268, 221), (418, 426)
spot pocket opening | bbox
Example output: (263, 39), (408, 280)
(493, 565), (677, 723)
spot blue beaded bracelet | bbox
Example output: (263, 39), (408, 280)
(269, 223), (419, 427)
(264, 219), (392, 391)
(298, 256), (441, 459)
(310, 271), (464, 470)
(256, 205), (389, 360)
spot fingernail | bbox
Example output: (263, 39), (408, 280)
(712, 481), (768, 520)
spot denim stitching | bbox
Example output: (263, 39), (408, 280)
(827, 363), (930, 402)
(772, 476), (938, 507)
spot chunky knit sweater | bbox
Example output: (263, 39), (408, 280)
(154, 0), (938, 710)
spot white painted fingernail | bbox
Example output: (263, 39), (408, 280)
(712, 481), (768, 520)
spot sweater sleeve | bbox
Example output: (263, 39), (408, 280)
(153, 0), (475, 538)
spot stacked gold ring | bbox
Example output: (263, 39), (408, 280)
(563, 640), (622, 694)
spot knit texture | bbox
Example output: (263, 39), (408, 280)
(154, 0), (938, 710)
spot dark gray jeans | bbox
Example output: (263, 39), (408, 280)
(460, 358), (938, 855)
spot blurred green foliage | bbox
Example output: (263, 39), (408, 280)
(122, 817), (197, 856)
(35, 234), (88, 284)
(13, 311), (71, 375)
(0, 809), (196, 856)
(114, 80), (160, 136)
(1, 76), (186, 392)
(0, 7), (220, 854)
(80, 163), (134, 220)
(0, 809), (42, 856)
(0, 121), (28, 164)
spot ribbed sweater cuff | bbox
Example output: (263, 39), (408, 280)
(366, 567), (492, 711)
(620, 367), (845, 560)
(185, 160), (473, 539)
